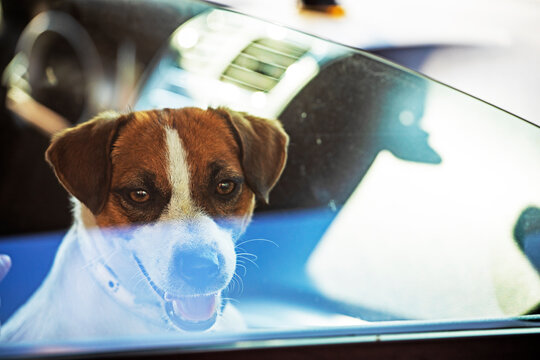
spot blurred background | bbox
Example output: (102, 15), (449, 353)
(214, 0), (540, 125)
(1, 0), (540, 335)
(1, 0), (539, 235)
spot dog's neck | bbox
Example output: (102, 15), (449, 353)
(2, 201), (194, 341)
(72, 200), (171, 326)
(1, 207), (168, 342)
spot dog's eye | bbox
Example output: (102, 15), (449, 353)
(216, 180), (236, 196)
(129, 189), (150, 203)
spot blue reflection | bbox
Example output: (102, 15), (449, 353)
(0, 232), (63, 323)
(514, 207), (540, 274)
(377, 80), (442, 165)
(0, 207), (398, 329)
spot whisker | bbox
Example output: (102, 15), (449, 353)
(235, 246), (247, 254)
(236, 263), (247, 277)
(235, 238), (279, 248)
(238, 256), (259, 269)
(237, 252), (258, 260)
(228, 276), (237, 293)
(236, 274), (244, 294)
(233, 273), (244, 294)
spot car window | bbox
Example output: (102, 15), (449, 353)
(1, 2), (539, 357)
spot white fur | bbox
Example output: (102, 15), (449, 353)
(0, 128), (241, 342)
(162, 126), (197, 219)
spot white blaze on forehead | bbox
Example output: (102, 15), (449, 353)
(162, 126), (198, 219)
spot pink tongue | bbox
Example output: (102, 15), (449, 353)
(171, 294), (217, 322)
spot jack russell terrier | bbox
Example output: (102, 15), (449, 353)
(1, 107), (288, 342)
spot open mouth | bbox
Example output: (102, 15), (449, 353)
(164, 292), (219, 331)
(133, 255), (221, 331)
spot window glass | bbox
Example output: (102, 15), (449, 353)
(1, 3), (539, 357)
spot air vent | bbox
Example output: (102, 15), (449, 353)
(221, 38), (309, 93)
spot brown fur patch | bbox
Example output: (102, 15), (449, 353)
(95, 110), (171, 228)
(167, 108), (256, 230)
(95, 108), (257, 231)
(45, 112), (129, 215)
(49, 107), (286, 233)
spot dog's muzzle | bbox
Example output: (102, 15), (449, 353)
(134, 254), (224, 331)
(164, 292), (219, 331)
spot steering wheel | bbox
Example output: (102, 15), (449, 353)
(4, 11), (107, 134)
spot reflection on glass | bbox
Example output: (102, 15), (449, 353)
(1, 5), (540, 358)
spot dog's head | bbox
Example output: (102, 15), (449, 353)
(45, 107), (288, 330)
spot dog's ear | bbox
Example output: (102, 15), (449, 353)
(214, 107), (289, 204)
(45, 112), (129, 214)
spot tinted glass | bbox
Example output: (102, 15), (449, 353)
(1, 4), (539, 357)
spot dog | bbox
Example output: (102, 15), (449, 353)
(1, 107), (288, 342)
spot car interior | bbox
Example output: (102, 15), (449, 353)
(1, 0), (540, 358)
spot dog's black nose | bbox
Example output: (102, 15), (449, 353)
(175, 250), (220, 286)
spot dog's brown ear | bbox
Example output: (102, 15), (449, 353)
(215, 107), (289, 204)
(45, 112), (129, 214)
